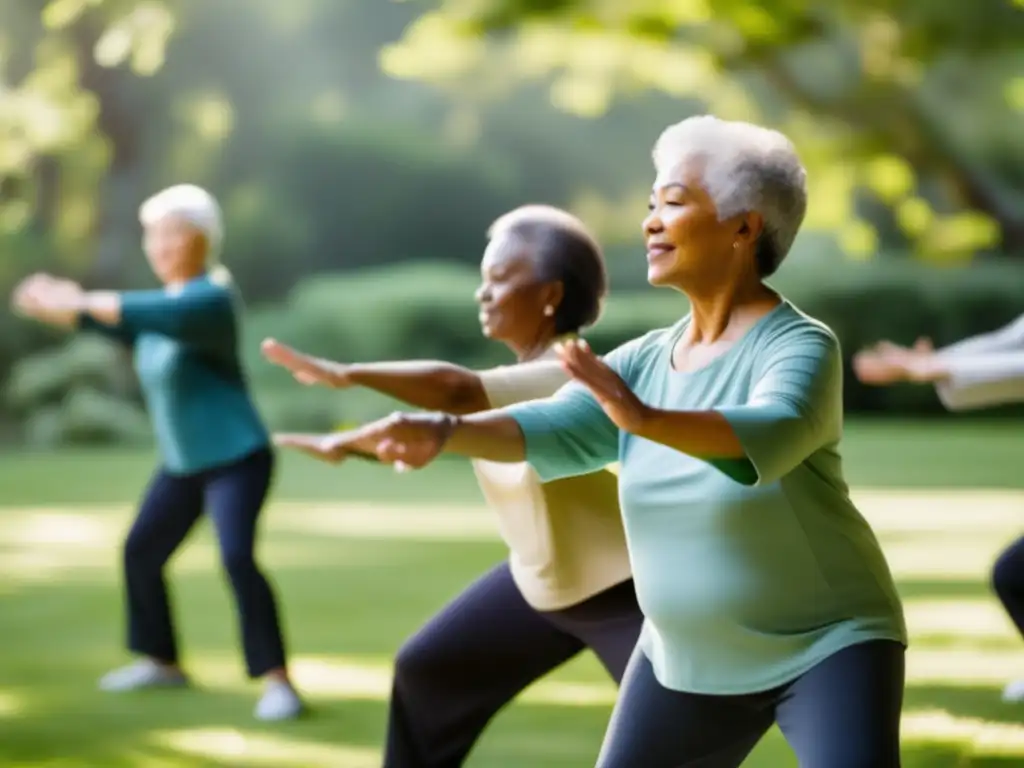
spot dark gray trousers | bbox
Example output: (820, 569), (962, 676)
(383, 561), (643, 767)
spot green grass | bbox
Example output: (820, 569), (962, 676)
(1, 419), (1024, 766)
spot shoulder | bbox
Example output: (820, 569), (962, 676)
(604, 321), (681, 371)
(757, 301), (840, 358)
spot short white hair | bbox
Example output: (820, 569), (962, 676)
(139, 184), (224, 261)
(653, 115), (807, 276)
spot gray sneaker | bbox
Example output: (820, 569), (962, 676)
(98, 659), (189, 692)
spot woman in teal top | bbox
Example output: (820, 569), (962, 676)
(11, 184), (302, 722)
(280, 116), (908, 766)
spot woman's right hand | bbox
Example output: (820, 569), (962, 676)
(853, 337), (940, 385)
(276, 412), (457, 472)
(261, 338), (351, 388)
(11, 273), (83, 324)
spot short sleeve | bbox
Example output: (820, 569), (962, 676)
(478, 360), (570, 408)
(713, 325), (841, 486)
(500, 339), (641, 482)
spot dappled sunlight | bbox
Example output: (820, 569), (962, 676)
(184, 655), (618, 709)
(884, 538), (1005, 580)
(0, 508), (125, 584)
(154, 728), (379, 767)
(854, 489), (1024, 535)
(0, 689), (26, 718)
(269, 502), (497, 541)
(908, 648), (1024, 686)
(904, 599), (1019, 642)
(519, 680), (616, 707)
(291, 656), (391, 700)
(903, 709), (1024, 756)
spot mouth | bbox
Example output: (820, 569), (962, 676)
(646, 243), (675, 262)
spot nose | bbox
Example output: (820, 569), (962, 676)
(643, 208), (663, 238)
(474, 283), (489, 305)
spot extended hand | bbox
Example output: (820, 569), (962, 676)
(555, 339), (652, 433)
(276, 412), (456, 472)
(261, 338), (349, 388)
(853, 337), (941, 385)
(11, 273), (84, 321)
(273, 433), (350, 463)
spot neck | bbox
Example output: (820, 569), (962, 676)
(684, 277), (776, 343)
(164, 268), (205, 290)
(510, 327), (561, 363)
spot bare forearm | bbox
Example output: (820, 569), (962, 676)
(347, 362), (490, 414)
(634, 408), (745, 459)
(81, 292), (122, 325)
(445, 411), (527, 462)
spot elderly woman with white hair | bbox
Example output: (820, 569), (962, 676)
(283, 117), (908, 766)
(10, 184), (302, 722)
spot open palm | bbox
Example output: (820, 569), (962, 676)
(555, 339), (651, 433)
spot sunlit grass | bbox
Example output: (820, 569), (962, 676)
(154, 728), (380, 767)
(2, 429), (1024, 766)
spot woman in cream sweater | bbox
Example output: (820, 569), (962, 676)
(267, 205), (641, 767)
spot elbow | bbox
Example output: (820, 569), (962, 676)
(437, 369), (489, 415)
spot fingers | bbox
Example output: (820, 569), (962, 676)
(261, 338), (301, 368)
(555, 338), (621, 394)
(273, 433), (348, 463)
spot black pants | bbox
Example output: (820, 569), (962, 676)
(993, 535), (1024, 637)
(596, 639), (905, 768)
(123, 447), (287, 678)
(384, 562), (643, 768)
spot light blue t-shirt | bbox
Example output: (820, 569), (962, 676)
(80, 275), (269, 475)
(504, 301), (907, 694)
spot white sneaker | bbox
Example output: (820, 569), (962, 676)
(255, 680), (303, 721)
(1002, 678), (1024, 702)
(98, 659), (189, 692)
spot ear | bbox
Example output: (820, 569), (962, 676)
(735, 212), (764, 249)
(541, 280), (565, 315)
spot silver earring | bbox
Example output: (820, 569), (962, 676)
(543, 305), (555, 317)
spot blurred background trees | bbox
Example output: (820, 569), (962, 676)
(2, 0), (1023, 445)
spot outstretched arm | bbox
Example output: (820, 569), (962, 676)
(553, 331), (840, 487)
(261, 339), (490, 415)
(81, 282), (233, 343)
(276, 372), (621, 477)
(11, 272), (233, 345)
(275, 409), (527, 468)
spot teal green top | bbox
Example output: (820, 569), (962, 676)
(79, 275), (269, 475)
(503, 301), (907, 694)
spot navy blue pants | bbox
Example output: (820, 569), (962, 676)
(993, 535), (1024, 637)
(596, 639), (905, 768)
(122, 447), (287, 678)
(384, 562), (644, 768)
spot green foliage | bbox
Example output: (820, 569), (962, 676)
(4, 333), (150, 446)
(384, 0), (1024, 258)
(223, 120), (533, 302)
(245, 259), (1024, 431)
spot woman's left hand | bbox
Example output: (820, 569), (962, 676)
(555, 339), (652, 433)
(11, 273), (84, 322)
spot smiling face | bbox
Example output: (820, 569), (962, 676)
(474, 231), (561, 352)
(142, 215), (207, 285)
(642, 156), (761, 290)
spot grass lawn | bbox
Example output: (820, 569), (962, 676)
(1, 419), (1023, 766)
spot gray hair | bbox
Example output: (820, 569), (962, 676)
(652, 115), (808, 277)
(487, 205), (608, 334)
(139, 184), (231, 283)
